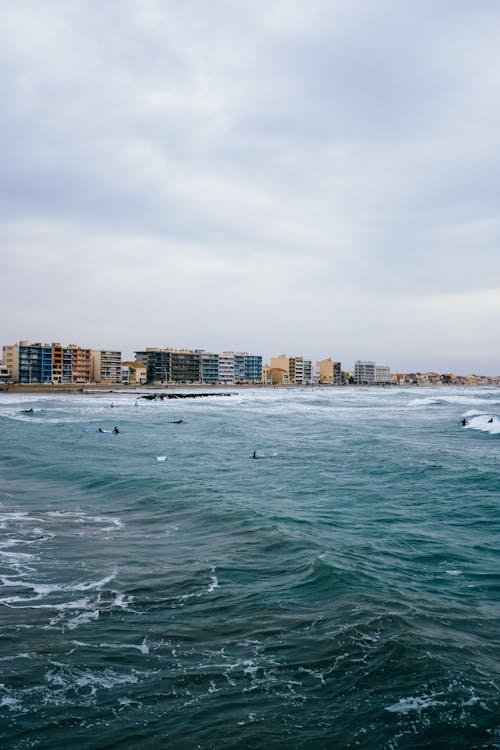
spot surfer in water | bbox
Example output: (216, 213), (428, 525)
(461, 418), (468, 426)
(112, 426), (120, 433)
(98, 428), (104, 433)
(23, 408), (34, 413)
(488, 417), (494, 423)
(170, 419), (184, 424)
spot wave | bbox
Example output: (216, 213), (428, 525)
(461, 414), (500, 435)
(408, 395), (500, 408)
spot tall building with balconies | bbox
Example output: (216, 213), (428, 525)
(200, 352), (219, 384)
(51, 344), (64, 384)
(91, 350), (122, 384)
(218, 352), (235, 384)
(13, 341), (53, 383)
(170, 350), (201, 383)
(70, 346), (92, 383)
(354, 360), (376, 385)
(135, 349), (171, 383)
(243, 354), (262, 383)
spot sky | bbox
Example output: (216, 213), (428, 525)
(1, 0), (500, 374)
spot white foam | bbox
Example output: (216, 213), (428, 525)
(207, 573), (219, 593)
(0, 571), (116, 596)
(46, 511), (123, 529)
(62, 609), (100, 629)
(461, 414), (500, 435)
(386, 695), (444, 713)
(0, 550), (35, 560)
(409, 395), (500, 408)
(0, 693), (22, 711)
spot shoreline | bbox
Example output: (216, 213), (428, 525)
(0, 381), (490, 396)
(0, 382), (327, 395)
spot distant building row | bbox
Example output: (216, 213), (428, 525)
(265, 355), (343, 385)
(2, 341), (497, 387)
(134, 348), (263, 385)
(2, 342), (122, 385)
(0, 342), (380, 387)
(1, 341), (264, 385)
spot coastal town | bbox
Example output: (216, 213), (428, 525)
(1, 340), (499, 388)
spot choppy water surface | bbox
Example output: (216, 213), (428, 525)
(0, 387), (499, 749)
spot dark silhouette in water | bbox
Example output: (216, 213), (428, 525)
(112, 426), (120, 433)
(170, 419), (184, 424)
(488, 418), (493, 423)
(97, 428), (104, 433)
(23, 408), (34, 413)
(461, 419), (467, 426)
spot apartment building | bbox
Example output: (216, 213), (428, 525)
(317, 358), (342, 385)
(289, 356), (304, 384)
(3, 341), (53, 383)
(2, 343), (20, 381)
(91, 350), (122, 384)
(135, 349), (172, 383)
(270, 354), (313, 385)
(170, 350), (201, 383)
(68, 345), (92, 383)
(354, 361), (376, 385)
(218, 352), (235, 384)
(242, 354), (263, 383)
(375, 365), (392, 384)
(199, 352), (219, 384)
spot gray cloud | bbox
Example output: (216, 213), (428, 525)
(1, 0), (500, 373)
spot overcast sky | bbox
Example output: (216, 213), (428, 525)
(1, 0), (500, 373)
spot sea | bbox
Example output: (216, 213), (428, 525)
(0, 386), (499, 749)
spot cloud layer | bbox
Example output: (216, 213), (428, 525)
(1, 0), (500, 372)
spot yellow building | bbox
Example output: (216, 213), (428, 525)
(123, 361), (147, 386)
(270, 354), (306, 384)
(270, 355), (290, 375)
(316, 358), (341, 384)
(2, 343), (20, 381)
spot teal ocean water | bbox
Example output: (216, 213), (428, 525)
(1, 386), (499, 749)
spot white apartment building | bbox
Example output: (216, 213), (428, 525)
(218, 352), (235, 384)
(354, 360), (376, 385)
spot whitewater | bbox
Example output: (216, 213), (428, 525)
(0, 386), (499, 749)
